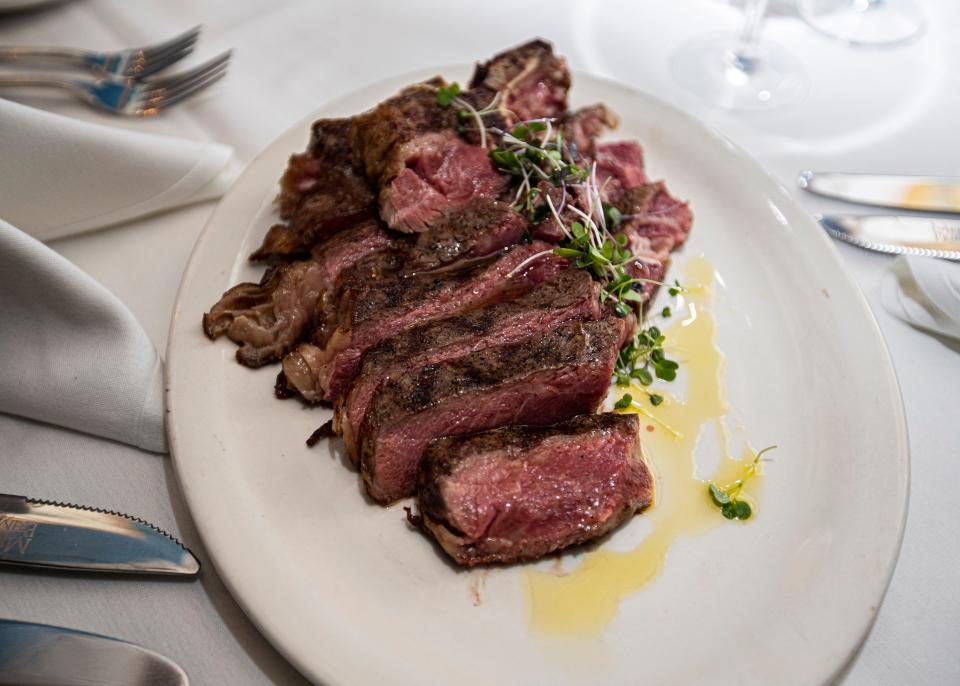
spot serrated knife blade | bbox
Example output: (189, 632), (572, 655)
(799, 171), (960, 213)
(0, 619), (189, 686)
(0, 494), (200, 577)
(817, 214), (960, 261)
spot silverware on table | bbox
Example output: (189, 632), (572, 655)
(0, 493), (200, 577)
(0, 50), (230, 116)
(799, 171), (960, 214)
(817, 214), (960, 261)
(0, 619), (189, 686)
(0, 26), (200, 79)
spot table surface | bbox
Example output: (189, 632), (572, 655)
(1, 1), (958, 684)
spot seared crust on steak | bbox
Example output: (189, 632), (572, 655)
(335, 268), (601, 457)
(358, 318), (623, 503)
(253, 119), (377, 261)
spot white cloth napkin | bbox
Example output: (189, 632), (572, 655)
(0, 98), (235, 241)
(881, 255), (960, 342)
(0, 220), (166, 452)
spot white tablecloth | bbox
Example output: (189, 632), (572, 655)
(2, 1), (958, 683)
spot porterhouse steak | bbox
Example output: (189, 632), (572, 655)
(202, 39), (697, 568)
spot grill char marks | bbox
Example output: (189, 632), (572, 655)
(469, 39), (571, 125)
(203, 221), (391, 366)
(253, 119), (377, 262)
(417, 413), (652, 565)
(282, 242), (568, 404)
(358, 318), (623, 504)
(335, 269), (601, 459)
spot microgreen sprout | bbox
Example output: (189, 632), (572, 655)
(435, 82), (461, 107)
(708, 445), (778, 520)
(614, 325), (680, 387)
(489, 117), (688, 392)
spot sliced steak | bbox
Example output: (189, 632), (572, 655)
(613, 182), (692, 307)
(335, 268), (601, 459)
(469, 39), (570, 125)
(560, 104), (619, 160)
(204, 221), (391, 366)
(309, 199), (528, 346)
(616, 181), (693, 257)
(283, 242), (566, 404)
(416, 413), (652, 565)
(349, 79), (457, 187)
(358, 317), (624, 504)
(595, 141), (647, 203)
(253, 118), (377, 261)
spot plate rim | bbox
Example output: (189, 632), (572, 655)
(165, 67), (910, 686)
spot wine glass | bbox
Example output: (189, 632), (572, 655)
(797, 0), (924, 47)
(670, 0), (809, 110)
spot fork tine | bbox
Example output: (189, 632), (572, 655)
(135, 44), (196, 79)
(149, 68), (228, 113)
(153, 61), (229, 102)
(141, 29), (200, 64)
(139, 26), (201, 61)
(147, 50), (231, 91)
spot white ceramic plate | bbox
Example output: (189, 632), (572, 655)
(166, 70), (908, 686)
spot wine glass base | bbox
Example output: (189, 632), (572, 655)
(670, 36), (809, 111)
(799, 0), (924, 46)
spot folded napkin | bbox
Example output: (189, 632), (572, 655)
(0, 98), (235, 241)
(0, 220), (166, 452)
(881, 256), (960, 341)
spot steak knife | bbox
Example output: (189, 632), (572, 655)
(817, 214), (960, 260)
(799, 171), (960, 213)
(0, 619), (189, 686)
(0, 493), (200, 577)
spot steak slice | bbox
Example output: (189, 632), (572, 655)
(358, 317), (624, 504)
(469, 39), (571, 125)
(560, 104), (619, 160)
(282, 242), (566, 404)
(335, 268), (601, 459)
(616, 181), (693, 258)
(416, 413), (652, 566)
(204, 221), (391, 367)
(595, 141), (647, 204)
(349, 79), (457, 188)
(309, 199), (528, 347)
(380, 132), (508, 232)
(253, 118), (377, 262)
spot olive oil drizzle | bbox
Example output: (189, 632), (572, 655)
(524, 256), (765, 636)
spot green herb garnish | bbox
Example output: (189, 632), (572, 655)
(435, 82), (461, 107)
(614, 393), (633, 410)
(614, 325), (680, 386)
(708, 445), (778, 521)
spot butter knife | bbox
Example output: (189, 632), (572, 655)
(799, 172), (960, 214)
(0, 619), (189, 686)
(0, 493), (200, 577)
(817, 214), (960, 260)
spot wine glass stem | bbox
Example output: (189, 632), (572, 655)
(734, 0), (769, 73)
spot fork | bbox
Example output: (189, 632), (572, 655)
(0, 26), (200, 79)
(0, 51), (230, 116)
